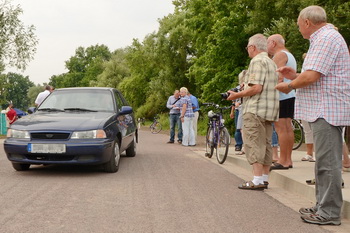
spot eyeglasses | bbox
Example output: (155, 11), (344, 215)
(245, 45), (254, 51)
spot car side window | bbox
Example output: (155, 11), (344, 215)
(114, 91), (124, 111)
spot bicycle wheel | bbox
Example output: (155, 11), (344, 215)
(205, 126), (214, 158)
(216, 127), (230, 164)
(292, 119), (304, 150)
(150, 122), (162, 134)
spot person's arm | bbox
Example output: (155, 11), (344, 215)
(166, 97), (173, 109)
(273, 52), (288, 83)
(275, 70), (321, 94)
(230, 105), (235, 119)
(180, 103), (187, 122)
(227, 84), (262, 101)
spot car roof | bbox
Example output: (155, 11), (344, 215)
(54, 87), (116, 92)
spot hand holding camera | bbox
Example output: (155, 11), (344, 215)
(220, 85), (241, 100)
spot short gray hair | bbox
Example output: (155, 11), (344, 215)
(248, 34), (267, 52)
(299, 5), (327, 24)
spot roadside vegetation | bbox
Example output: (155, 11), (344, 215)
(1, 0), (350, 135)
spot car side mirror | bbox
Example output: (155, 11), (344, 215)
(119, 106), (133, 115)
(27, 107), (37, 114)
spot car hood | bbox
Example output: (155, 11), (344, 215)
(11, 111), (115, 131)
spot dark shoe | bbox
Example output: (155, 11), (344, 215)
(301, 214), (341, 225)
(238, 181), (265, 190)
(306, 178), (344, 188)
(269, 163), (289, 171)
(289, 165), (293, 168)
(167, 141), (174, 144)
(263, 181), (269, 189)
(235, 146), (241, 151)
(299, 207), (316, 215)
(306, 179), (316, 185)
(177, 140), (182, 144)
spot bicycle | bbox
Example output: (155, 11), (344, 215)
(203, 103), (231, 164)
(292, 119), (304, 150)
(150, 115), (162, 134)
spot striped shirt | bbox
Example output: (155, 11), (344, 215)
(242, 52), (279, 121)
(295, 24), (350, 126)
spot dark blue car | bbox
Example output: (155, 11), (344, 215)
(4, 87), (137, 173)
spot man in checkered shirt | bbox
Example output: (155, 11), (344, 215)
(276, 5), (350, 226)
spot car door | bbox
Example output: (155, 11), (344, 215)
(114, 90), (135, 150)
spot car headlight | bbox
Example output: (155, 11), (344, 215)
(7, 129), (30, 139)
(71, 130), (106, 139)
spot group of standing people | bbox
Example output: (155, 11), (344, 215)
(166, 87), (199, 147)
(227, 5), (350, 226)
(4, 85), (54, 131)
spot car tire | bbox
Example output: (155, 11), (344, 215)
(12, 163), (30, 171)
(125, 135), (137, 157)
(104, 140), (120, 173)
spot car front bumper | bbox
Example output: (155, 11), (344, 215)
(4, 139), (114, 165)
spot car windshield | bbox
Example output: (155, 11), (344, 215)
(39, 89), (115, 112)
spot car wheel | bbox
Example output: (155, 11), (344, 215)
(125, 135), (137, 157)
(104, 140), (120, 173)
(12, 163), (30, 171)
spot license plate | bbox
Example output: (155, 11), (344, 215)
(28, 144), (66, 154)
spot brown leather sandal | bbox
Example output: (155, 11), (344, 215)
(238, 181), (265, 190)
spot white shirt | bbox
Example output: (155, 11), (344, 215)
(35, 90), (51, 106)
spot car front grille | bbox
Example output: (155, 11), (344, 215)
(31, 133), (70, 140)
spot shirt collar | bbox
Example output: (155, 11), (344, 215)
(310, 24), (333, 43)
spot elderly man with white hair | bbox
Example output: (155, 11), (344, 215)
(227, 34), (279, 191)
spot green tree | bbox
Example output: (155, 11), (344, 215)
(0, 0), (38, 71)
(0, 72), (34, 110)
(50, 44), (111, 87)
(91, 48), (130, 88)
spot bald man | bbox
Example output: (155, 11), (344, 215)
(267, 34), (297, 171)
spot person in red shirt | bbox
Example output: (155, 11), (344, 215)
(6, 101), (17, 126)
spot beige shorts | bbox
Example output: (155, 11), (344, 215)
(242, 112), (273, 165)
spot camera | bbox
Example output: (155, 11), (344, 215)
(220, 85), (240, 99)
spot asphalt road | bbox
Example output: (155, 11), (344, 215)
(0, 130), (330, 233)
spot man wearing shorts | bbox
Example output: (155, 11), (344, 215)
(267, 34), (297, 170)
(227, 34), (279, 190)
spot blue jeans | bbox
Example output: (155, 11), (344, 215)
(234, 110), (243, 149)
(271, 123), (279, 147)
(169, 114), (182, 142)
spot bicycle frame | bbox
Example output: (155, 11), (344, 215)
(205, 103), (231, 145)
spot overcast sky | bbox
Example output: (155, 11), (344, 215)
(7, 0), (174, 85)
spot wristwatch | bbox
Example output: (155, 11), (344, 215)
(288, 83), (295, 90)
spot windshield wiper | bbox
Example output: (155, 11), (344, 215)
(38, 108), (65, 112)
(64, 108), (97, 112)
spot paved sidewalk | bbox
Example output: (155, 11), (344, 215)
(225, 145), (350, 220)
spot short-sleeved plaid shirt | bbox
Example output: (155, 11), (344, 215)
(242, 52), (279, 121)
(295, 24), (350, 126)
(177, 96), (194, 118)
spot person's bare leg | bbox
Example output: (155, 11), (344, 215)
(275, 118), (294, 167)
(306, 143), (313, 156)
(272, 146), (279, 161)
(343, 143), (350, 168)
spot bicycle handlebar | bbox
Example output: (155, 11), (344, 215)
(202, 102), (233, 110)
